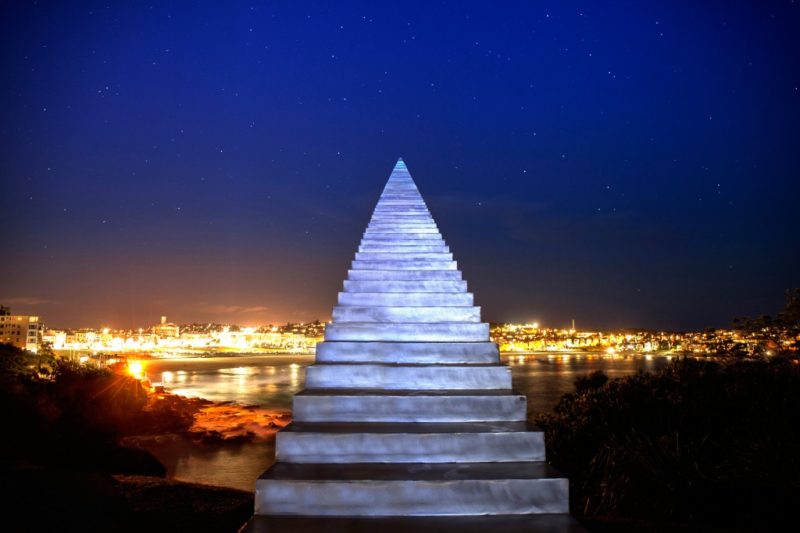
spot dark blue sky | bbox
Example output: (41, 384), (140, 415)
(1, 1), (798, 330)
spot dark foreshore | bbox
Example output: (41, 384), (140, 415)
(0, 343), (288, 532)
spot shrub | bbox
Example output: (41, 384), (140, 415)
(535, 357), (800, 528)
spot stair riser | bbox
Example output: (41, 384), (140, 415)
(358, 245), (449, 253)
(370, 216), (436, 222)
(347, 270), (462, 281)
(352, 260), (457, 270)
(315, 341), (499, 364)
(305, 364), (510, 390)
(364, 222), (439, 229)
(354, 253), (454, 262)
(337, 293), (473, 306)
(293, 395), (525, 423)
(363, 233), (441, 240)
(275, 432), (545, 463)
(343, 280), (466, 293)
(360, 240), (446, 247)
(324, 323), (489, 342)
(255, 478), (569, 516)
(373, 211), (430, 216)
(331, 306), (480, 323)
(366, 227), (440, 233)
(367, 219), (436, 224)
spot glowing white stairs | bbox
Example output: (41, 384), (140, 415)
(251, 159), (573, 527)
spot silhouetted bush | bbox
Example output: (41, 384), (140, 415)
(0, 343), (160, 476)
(535, 357), (800, 528)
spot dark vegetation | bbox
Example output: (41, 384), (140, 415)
(0, 343), (252, 532)
(536, 292), (800, 530)
(536, 358), (800, 530)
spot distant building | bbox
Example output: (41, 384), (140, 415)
(152, 315), (179, 338)
(0, 306), (42, 352)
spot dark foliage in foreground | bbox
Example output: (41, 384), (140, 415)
(0, 343), (184, 474)
(535, 357), (800, 529)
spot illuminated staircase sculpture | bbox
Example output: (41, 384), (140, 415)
(252, 159), (573, 527)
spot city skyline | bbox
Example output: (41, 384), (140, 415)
(2, 3), (799, 330)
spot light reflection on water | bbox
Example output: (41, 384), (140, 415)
(144, 355), (314, 409)
(138, 352), (668, 492)
(505, 352), (667, 415)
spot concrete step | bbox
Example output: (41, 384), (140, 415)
(372, 210), (431, 216)
(292, 390), (527, 423)
(361, 236), (444, 243)
(377, 197), (426, 202)
(347, 270), (462, 281)
(351, 260), (457, 270)
(358, 244), (449, 253)
(332, 305), (479, 323)
(343, 280), (466, 293)
(315, 341), (499, 364)
(354, 252), (454, 262)
(370, 213), (436, 220)
(371, 210), (431, 214)
(324, 322), (489, 342)
(337, 292), (473, 306)
(255, 462), (568, 516)
(304, 363), (510, 389)
(363, 233), (441, 240)
(374, 203), (427, 207)
(360, 238), (446, 246)
(243, 513), (584, 533)
(275, 422), (544, 463)
(357, 246), (449, 254)
(368, 221), (438, 227)
(374, 204), (428, 208)
(366, 226), (440, 233)
(374, 204), (426, 207)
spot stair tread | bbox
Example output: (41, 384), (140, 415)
(282, 421), (540, 433)
(296, 388), (516, 396)
(307, 362), (505, 367)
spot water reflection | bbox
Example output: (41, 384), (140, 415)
(505, 352), (667, 415)
(130, 435), (275, 493)
(145, 355), (314, 409)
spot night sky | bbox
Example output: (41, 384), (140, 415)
(1, 2), (798, 331)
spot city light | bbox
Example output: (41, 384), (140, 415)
(128, 360), (144, 380)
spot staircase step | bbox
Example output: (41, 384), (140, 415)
(358, 244), (449, 253)
(352, 260), (457, 270)
(367, 220), (437, 225)
(255, 462), (568, 516)
(360, 239), (446, 246)
(354, 252), (454, 261)
(347, 270), (462, 281)
(337, 292), (473, 306)
(343, 280), (466, 293)
(276, 422), (544, 463)
(293, 389), (525, 423)
(332, 305), (479, 323)
(371, 214), (433, 218)
(324, 322), (489, 341)
(366, 227), (440, 233)
(363, 233), (441, 240)
(304, 363), (510, 390)
(315, 341), (499, 364)
(373, 211), (431, 217)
